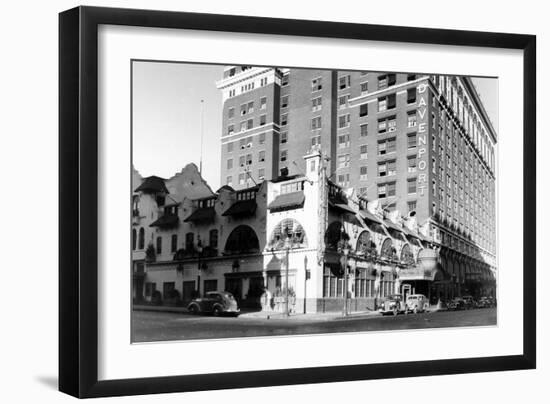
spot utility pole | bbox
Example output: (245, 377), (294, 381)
(199, 99), (204, 175)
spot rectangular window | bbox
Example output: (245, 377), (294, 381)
(337, 173), (350, 187)
(360, 123), (368, 137)
(247, 119), (253, 130)
(156, 236), (162, 254)
(311, 77), (322, 91)
(246, 154), (253, 165)
(185, 232), (194, 251)
(338, 154), (350, 168)
(238, 173), (245, 185)
(260, 114), (266, 126)
(258, 150), (265, 162)
(407, 74), (417, 81)
(280, 150), (287, 162)
(360, 145), (368, 159)
(281, 95), (289, 108)
(407, 156), (417, 173)
(360, 81), (368, 95)
(378, 73), (396, 89)
(227, 125), (234, 136)
(239, 155), (245, 167)
(171, 234), (178, 253)
(227, 158), (233, 170)
(407, 88), (417, 103)
(260, 97), (267, 109)
(281, 114), (288, 126)
(377, 182), (396, 198)
(408, 200), (417, 212)
(259, 132), (266, 145)
(339, 75), (350, 90)
(247, 101), (254, 114)
(408, 178), (417, 194)
(338, 114), (350, 129)
(360, 166), (368, 181)
(407, 133), (417, 148)
(311, 116), (322, 130)
(359, 103), (368, 117)
(311, 96), (322, 112)
(163, 282), (175, 300)
(227, 142), (234, 153)
(258, 168), (265, 180)
(281, 74), (289, 86)
(338, 134), (350, 148)
(209, 229), (218, 248)
(407, 110), (417, 127)
(338, 95), (349, 109)
(378, 94), (396, 111)
(280, 132), (288, 144)
(378, 116), (396, 133)
(378, 160), (396, 177)
(378, 137), (396, 155)
(311, 135), (321, 146)
(228, 107), (235, 119)
(240, 104), (247, 116)
(226, 176), (232, 186)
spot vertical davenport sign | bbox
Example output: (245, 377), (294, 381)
(416, 83), (429, 196)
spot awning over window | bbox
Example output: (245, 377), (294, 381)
(329, 201), (356, 214)
(183, 207), (215, 223)
(268, 191), (305, 212)
(222, 199), (257, 217)
(384, 220), (405, 234)
(149, 214), (179, 228)
(359, 210), (384, 224)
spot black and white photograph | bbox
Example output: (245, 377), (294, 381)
(130, 62), (498, 343)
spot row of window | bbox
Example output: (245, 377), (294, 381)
(226, 169), (265, 187)
(227, 97), (268, 119)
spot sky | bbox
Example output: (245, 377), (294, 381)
(132, 62), (498, 190)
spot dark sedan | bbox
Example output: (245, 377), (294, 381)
(187, 291), (240, 316)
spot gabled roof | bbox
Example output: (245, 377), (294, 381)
(134, 176), (168, 194)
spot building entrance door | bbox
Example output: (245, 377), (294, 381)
(401, 283), (412, 300)
(182, 281), (195, 304)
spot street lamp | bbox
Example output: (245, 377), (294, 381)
(283, 229), (292, 317)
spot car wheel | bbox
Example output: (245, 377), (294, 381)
(413, 306), (418, 314)
(392, 307), (398, 316)
(213, 306), (222, 317)
(189, 305), (198, 315)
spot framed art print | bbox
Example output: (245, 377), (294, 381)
(59, 6), (536, 398)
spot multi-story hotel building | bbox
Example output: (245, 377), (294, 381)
(216, 66), (497, 299)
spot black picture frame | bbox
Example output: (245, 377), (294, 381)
(59, 5), (536, 399)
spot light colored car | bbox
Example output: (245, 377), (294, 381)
(187, 291), (240, 316)
(405, 294), (429, 313)
(378, 294), (404, 316)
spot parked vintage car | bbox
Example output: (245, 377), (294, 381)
(448, 297), (466, 310)
(477, 296), (496, 308)
(378, 294), (405, 316)
(187, 291), (240, 316)
(462, 295), (476, 309)
(405, 294), (429, 313)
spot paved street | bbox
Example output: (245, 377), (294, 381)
(132, 308), (497, 342)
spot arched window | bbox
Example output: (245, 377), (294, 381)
(400, 244), (415, 265)
(138, 227), (145, 250)
(355, 231), (377, 258)
(380, 238), (397, 260)
(268, 219), (308, 250)
(324, 221), (348, 250)
(132, 229), (137, 250)
(224, 225), (260, 255)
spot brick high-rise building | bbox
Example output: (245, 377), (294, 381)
(217, 67), (497, 296)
